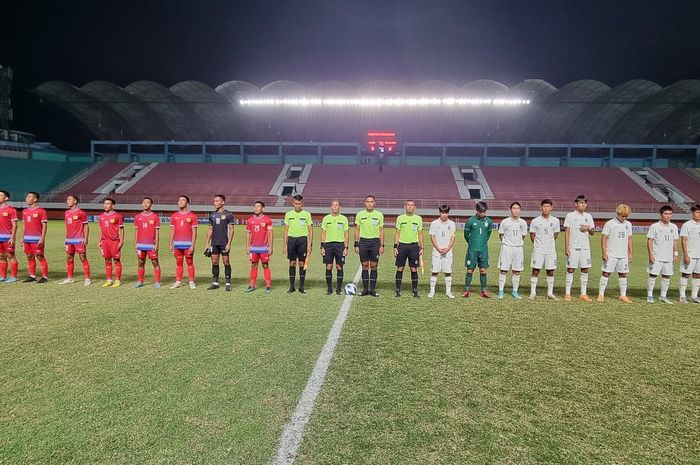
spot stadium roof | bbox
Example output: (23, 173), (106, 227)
(36, 79), (700, 144)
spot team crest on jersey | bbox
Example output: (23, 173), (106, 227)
(110, 218), (115, 224)
(2, 212), (7, 217)
(73, 215), (79, 220)
(149, 220), (154, 224)
(32, 213), (38, 218)
(221, 215), (226, 220)
(261, 222), (266, 227)
(186, 217), (192, 223)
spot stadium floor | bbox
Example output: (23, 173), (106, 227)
(1, 223), (698, 464)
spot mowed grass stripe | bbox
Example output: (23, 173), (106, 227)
(296, 231), (700, 465)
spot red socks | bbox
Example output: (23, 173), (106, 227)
(175, 256), (184, 281)
(115, 261), (122, 281)
(185, 256), (195, 281)
(264, 267), (272, 287)
(28, 258), (37, 277)
(250, 267), (259, 287)
(66, 260), (75, 279)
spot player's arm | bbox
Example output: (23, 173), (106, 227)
(283, 222), (289, 253)
(673, 232), (679, 264)
(418, 226), (424, 256)
(307, 220), (313, 254)
(553, 221), (560, 240)
(354, 223), (360, 253)
(601, 232), (608, 261)
(394, 225), (400, 257)
(463, 220), (470, 242)
(267, 225), (274, 256)
(628, 233), (634, 263)
(134, 224), (139, 250)
(320, 226), (327, 256)
(206, 221), (213, 249)
(430, 233), (440, 251)
(379, 225), (385, 255)
(447, 230), (456, 253)
(486, 220), (492, 241)
(118, 224), (125, 250)
(343, 227), (349, 256)
(498, 222), (505, 243)
(169, 224), (174, 251)
(39, 220), (48, 246)
(564, 227), (571, 256)
(529, 231), (536, 243)
(681, 235), (690, 264)
(647, 237), (654, 263)
(226, 222), (234, 253)
(587, 217), (595, 236)
(84, 221), (90, 246)
(155, 225), (160, 252)
(9, 218), (17, 247)
(190, 223), (197, 253)
(245, 229), (251, 254)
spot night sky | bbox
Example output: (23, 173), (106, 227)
(3, 0), (700, 135)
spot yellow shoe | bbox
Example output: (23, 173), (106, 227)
(101, 281), (113, 287)
(618, 295), (632, 303)
(112, 280), (122, 288)
(596, 294), (605, 303)
(580, 294), (591, 302)
(563, 294), (572, 302)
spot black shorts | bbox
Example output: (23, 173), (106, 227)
(210, 245), (229, 256)
(323, 242), (346, 265)
(287, 236), (308, 261)
(359, 238), (381, 263)
(396, 242), (420, 268)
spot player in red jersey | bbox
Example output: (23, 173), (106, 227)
(59, 195), (91, 286)
(169, 195), (198, 289)
(98, 198), (125, 287)
(133, 197), (161, 289)
(245, 200), (274, 293)
(21, 192), (49, 283)
(0, 190), (19, 283)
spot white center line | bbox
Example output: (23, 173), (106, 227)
(271, 264), (363, 465)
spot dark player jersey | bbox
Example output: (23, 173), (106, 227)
(209, 209), (235, 246)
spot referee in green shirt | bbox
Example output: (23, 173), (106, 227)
(320, 199), (349, 295)
(463, 201), (493, 298)
(354, 194), (384, 296)
(283, 194), (313, 293)
(394, 199), (424, 298)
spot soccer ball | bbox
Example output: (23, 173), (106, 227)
(344, 283), (357, 295)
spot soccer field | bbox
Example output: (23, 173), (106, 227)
(1, 222), (698, 464)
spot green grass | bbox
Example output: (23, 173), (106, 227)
(1, 222), (699, 464)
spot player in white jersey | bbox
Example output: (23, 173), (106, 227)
(679, 204), (700, 303)
(428, 204), (456, 298)
(563, 195), (595, 301)
(598, 204), (633, 303)
(497, 202), (528, 299)
(646, 205), (679, 304)
(529, 199), (560, 300)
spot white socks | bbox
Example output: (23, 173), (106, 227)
(692, 278), (700, 299)
(445, 276), (452, 294)
(512, 274), (520, 292)
(530, 277), (538, 296)
(599, 276), (609, 295)
(619, 277), (628, 297)
(660, 278), (670, 298)
(546, 276), (555, 295)
(680, 276), (688, 298)
(430, 276), (437, 293)
(498, 274), (507, 292)
(647, 277), (657, 297)
(581, 273), (589, 295)
(565, 272), (574, 294)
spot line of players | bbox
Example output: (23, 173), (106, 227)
(1, 189), (700, 303)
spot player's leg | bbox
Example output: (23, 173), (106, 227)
(262, 257), (272, 291)
(35, 249), (48, 282)
(530, 252), (543, 298)
(62, 248), (76, 284)
(680, 271), (691, 302)
(298, 238), (308, 293)
(23, 239), (38, 282)
(0, 249), (6, 280)
(579, 264), (590, 300)
(647, 260), (660, 302)
(369, 260), (379, 295)
(113, 257), (123, 287)
(151, 256), (161, 288)
(335, 263), (344, 295)
(135, 253), (147, 287)
(692, 270), (700, 302)
(360, 259), (370, 295)
(184, 249), (195, 288)
(288, 258), (298, 292)
(463, 249), (476, 296)
(171, 249), (184, 288)
(477, 251), (490, 297)
(103, 257), (114, 285)
(7, 249), (18, 281)
(659, 262), (673, 303)
(497, 246), (510, 298)
(598, 257), (616, 301)
(545, 257), (557, 299)
(429, 271), (439, 297)
(395, 244), (407, 297)
(78, 251), (91, 284)
(618, 271), (631, 302)
(222, 253), (232, 290)
(208, 252), (220, 289)
(247, 257), (259, 291)
(325, 259), (334, 294)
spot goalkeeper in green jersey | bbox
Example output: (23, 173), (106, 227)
(463, 201), (493, 298)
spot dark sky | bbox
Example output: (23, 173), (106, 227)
(3, 0), (700, 135)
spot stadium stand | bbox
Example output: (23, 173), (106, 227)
(0, 158), (90, 198)
(653, 168), (700, 202)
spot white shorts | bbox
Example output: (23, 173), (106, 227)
(601, 257), (629, 274)
(531, 251), (557, 270)
(648, 260), (674, 277)
(498, 245), (524, 272)
(680, 258), (700, 275)
(566, 248), (592, 269)
(431, 252), (453, 273)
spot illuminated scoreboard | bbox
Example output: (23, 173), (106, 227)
(367, 131), (397, 154)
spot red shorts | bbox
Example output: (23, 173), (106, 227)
(173, 248), (194, 258)
(23, 242), (45, 255)
(137, 249), (159, 260)
(250, 252), (270, 263)
(100, 240), (121, 259)
(0, 241), (15, 254)
(66, 243), (87, 254)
